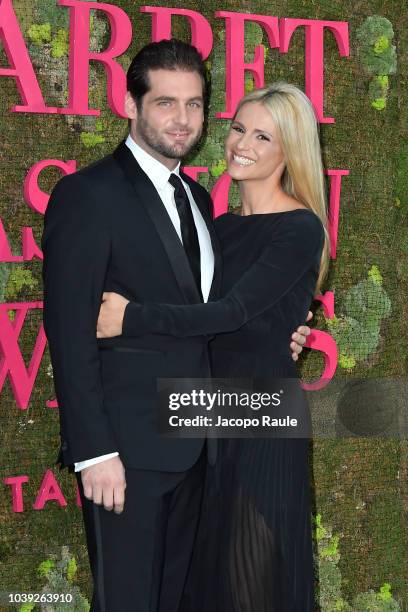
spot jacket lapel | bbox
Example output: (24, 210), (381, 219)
(112, 140), (202, 305)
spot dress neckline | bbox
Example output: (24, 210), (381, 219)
(223, 208), (313, 218)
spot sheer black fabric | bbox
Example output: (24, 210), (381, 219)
(180, 437), (315, 612)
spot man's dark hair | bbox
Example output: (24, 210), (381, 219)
(126, 38), (210, 112)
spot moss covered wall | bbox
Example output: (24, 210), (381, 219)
(0, 0), (407, 609)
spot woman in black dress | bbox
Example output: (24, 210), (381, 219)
(99, 82), (329, 610)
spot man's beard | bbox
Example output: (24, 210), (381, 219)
(136, 114), (202, 159)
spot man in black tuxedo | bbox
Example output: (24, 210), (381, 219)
(41, 39), (310, 611)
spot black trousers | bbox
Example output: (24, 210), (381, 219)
(75, 442), (207, 612)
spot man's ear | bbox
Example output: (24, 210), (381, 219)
(124, 91), (137, 120)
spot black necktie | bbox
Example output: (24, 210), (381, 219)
(169, 173), (203, 301)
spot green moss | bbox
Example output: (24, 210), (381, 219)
(380, 583), (394, 601)
(315, 515), (401, 611)
(347, 277), (392, 324)
(51, 28), (69, 58)
(368, 77), (389, 111)
(321, 534), (340, 559)
(5, 267), (37, 300)
(326, 268), (391, 366)
(351, 583), (400, 611)
(37, 559), (55, 578)
(244, 75), (255, 93)
(0, 262), (11, 302)
(19, 604), (36, 612)
(356, 16), (397, 76)
(368, 265), (383, 285)
(394, 143), (408, 212)
(210, 159), (227, 177)
(36, 0), (69, 29)
(80, 132), (106, 148)
(373, 35), (390, 55)
(314, 514), (351, 611)
(338, 354), (356, 370)
(315, 513), (327, 541)
(36, 547), (90, 611)
(356, 16), (397, 112)
(377, 75), (389, 88)
(27, 22), (51, 45)
(372, 97), (386, 110)
(401, 236), (408, 256)
(66, 556), (77, 582)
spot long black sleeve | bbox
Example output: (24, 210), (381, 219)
(122, 211), (324, 338)
(42, 173), (118, 463)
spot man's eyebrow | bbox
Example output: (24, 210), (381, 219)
(231, 120), (272, 137)
(152, 96), (204, 103)
(152, 96), (176, 102)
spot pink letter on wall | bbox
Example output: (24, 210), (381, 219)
(24, 159), (77, 215)
(3, 475), (29, 513)
(0, 302), (46, 409)
(214, 11), (279, 119)
(0, 220), (24, 262)
(211, 173), (232, 218)
(0, 220), (49, 263)
(280, 18), (349, 123)
(182, 167), (208, 182)
(21, 159), (77, 262)
(33, 469), (67, 509)
(141, 6), (213, 59)
(0, 0), (58, 113)
(301, 329), (338, 390)
(315, 290), (335, 319)
(1, 160), (77, 262)
(22, 228), (43, 262)
(301, 291), (338, 390)
(58, 0), (132, 117)
(326, 169), (349, 259)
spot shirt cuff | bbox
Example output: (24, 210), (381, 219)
(74, 452), (119, 472)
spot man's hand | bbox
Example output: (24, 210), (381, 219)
(97, 292), (129, 338)
(81, 455), (127, 513)
(290, 310), (313, 361)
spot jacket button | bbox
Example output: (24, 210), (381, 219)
(61, 442), (68, 451)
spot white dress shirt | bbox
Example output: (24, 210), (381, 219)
(74, 134), (215, 472)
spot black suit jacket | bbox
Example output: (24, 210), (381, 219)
(41, 140), (222, 472)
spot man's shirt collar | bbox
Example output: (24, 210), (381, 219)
(125, 134), (181, 191)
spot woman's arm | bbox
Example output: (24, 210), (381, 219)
(122, 212), (324, 338)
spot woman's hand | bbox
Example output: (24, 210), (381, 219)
(97, 292), (130, 338)
(290, 310), (313, 361)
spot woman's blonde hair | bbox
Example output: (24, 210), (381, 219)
(233, 82), (330, 291)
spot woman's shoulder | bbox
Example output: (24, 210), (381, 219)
(278, 206), (324, 231)
(256, 206), (324, 236)
(274, 209), (325, 259)
(279, 204), (324, 230)
(214, 207), (325, 240)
